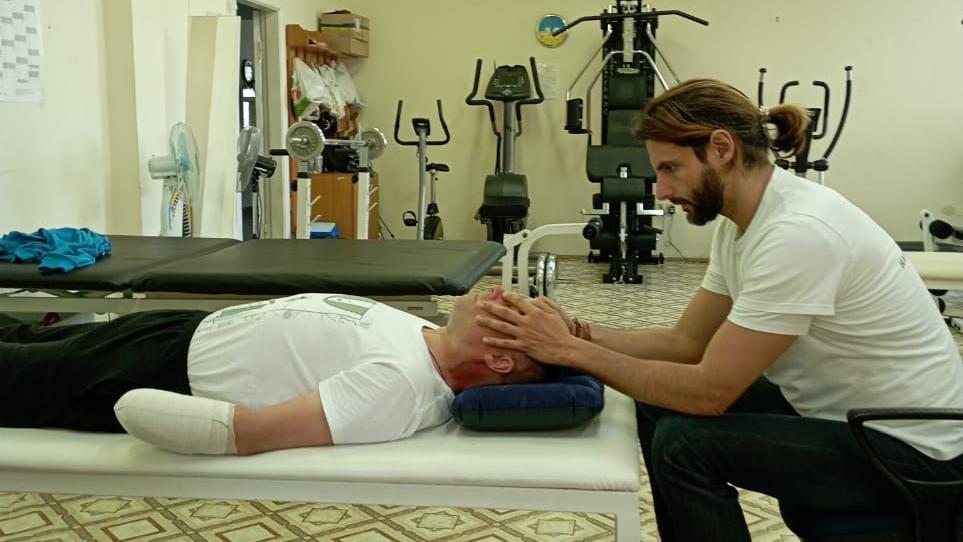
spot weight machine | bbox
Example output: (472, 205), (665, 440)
(557, 2), (708, 283)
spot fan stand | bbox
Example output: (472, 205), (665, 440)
(148, 156), (191, 237)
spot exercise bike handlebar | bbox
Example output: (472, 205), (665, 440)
(465, 58), (499, 137)
(431, 100), (451, 146)
(394, 100), (451, 146)
(551, 9), (709, 36)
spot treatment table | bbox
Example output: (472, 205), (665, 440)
(905, 251), (963, 291)
(0, 387), (643, 541)
(0, 236), (506, 318)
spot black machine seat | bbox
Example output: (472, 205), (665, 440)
(586, 145), (655, 182)
(426, 162), (449, 172)
(477, 172), (529, 220)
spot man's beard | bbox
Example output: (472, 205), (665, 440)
(681, 165), (724, 226)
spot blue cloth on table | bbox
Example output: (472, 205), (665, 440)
(0, 228), (112, 274)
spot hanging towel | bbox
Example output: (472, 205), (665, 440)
(0, 228), (113, 274)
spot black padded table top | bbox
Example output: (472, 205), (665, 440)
(0, 236), (239, 291)
(135, 239), (506, 296)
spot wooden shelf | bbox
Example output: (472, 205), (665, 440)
(284, 24), (375, 239)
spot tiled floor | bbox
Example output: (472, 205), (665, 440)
(3, 257), (960, 541)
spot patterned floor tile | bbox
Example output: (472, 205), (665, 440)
(275, 503), (376, 538)
(0, 503), (72, 542)
(0, 493), (43, 515)
(85, 511), (182, 542)
(167, 499), (263, 531)
(504, 511), (614, 542)
(388, 507), (488, 540)
(196, 516), (301, 542)
(325, 524), (417, 542)
(58, 495), (151, 525)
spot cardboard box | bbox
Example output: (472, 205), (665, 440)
(320, 11), (369, 58)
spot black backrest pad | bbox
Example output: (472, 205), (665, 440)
(606, 110), (643, 146)
(586, 145), (656, 182)
(608, 72), (648, 110)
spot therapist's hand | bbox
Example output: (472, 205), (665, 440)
(539, 296), (575, 335)
(477, 292), (579, 366)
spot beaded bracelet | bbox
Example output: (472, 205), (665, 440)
(573, 317), (592, 342)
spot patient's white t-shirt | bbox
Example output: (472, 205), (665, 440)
(701, 166), (963, 460)
(186, 294), (453, 445)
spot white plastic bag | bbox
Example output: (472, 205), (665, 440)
(316, 64), (346, 118)
(335, 61), (365, 107)
(292, 58), (326, 118)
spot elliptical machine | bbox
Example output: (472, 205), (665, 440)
(394, 100), (451, 240)
(466, 57), (544, 243)
(757, 66), (853, 185)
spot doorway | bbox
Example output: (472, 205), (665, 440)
(237, 2), (271, 240)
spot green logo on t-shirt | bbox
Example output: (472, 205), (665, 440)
(323, 295), (376, 318)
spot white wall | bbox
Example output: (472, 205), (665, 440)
(280, 0), (336, 27)
(336, 0), (963, 257)
(0, 0), (112, 234)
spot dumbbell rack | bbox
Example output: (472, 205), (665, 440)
(501, 224), (586, 301)
(271, 121), (386, 240)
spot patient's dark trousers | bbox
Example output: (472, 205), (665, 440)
(0, 311), (207, 433)
(638, 377), (963, 542)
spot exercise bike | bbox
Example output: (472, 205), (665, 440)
(394, 100), (451, 240)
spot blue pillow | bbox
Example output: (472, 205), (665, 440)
(452, 372), (605, 431)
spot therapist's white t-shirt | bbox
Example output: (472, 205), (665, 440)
(702, 166), (963, 460)
(186, 294), (453, 445)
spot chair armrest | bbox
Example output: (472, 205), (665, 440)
(847, 408), (963, 542)
(847, 408), (963, 482)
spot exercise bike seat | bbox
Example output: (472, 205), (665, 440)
(427, 163), (450, 173)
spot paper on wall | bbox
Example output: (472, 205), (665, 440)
(536, 62), (560, 100)
(0, 0), (43, 103)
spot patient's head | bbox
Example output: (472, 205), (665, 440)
(429, 287), (556, 391)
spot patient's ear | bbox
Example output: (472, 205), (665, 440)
(483, 352), (515, 374)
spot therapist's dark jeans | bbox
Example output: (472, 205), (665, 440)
(0, 311), (207, 433)
(637, 377), (963, 542)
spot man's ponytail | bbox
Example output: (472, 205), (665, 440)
(768, 104), (811, 158)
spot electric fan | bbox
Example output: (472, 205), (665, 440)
(236, 126), (278, 238)
(147, 123), (201, 237)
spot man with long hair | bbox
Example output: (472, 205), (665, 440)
(477, 79), (963, 540)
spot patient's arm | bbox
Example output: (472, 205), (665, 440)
(233, 392), (333, 456)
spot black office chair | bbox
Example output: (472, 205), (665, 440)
(779, 408), (963, 542)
